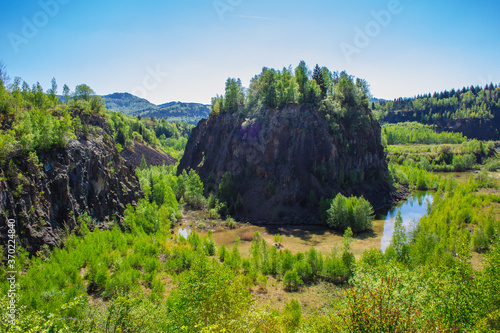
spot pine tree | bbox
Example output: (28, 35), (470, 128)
(312, 64), (322, 85)
(139, 154), (148, 170)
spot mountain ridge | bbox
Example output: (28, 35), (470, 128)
(101, 92), (211, 124)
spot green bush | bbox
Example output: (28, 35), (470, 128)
(165, 255), (252, 331)
(283, 269), (303, 291)
(203, 231), (217, 256)
(326, 193), (374, 232)
(323, 253), (350, 284)
(282, 299), (302, 332)
(226, 217), (237, 229)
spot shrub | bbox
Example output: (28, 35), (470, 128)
(283, 269), (303, 291)
(339, 278), (424, 332)
(323, 253), (350, 284)
(485, 158), (500, 172)
(208, 208), (220, 219)
(273, 233), (283, 245)
(282, 299), (302, 332)
(203, 232), (217, 256)
(472, 226), (489, 253)
(165, 256), (252, 331)
(240, 231), (255, 242)
(326, 193), (374, 232)
(226, 217), (237, 229)
(218, 244), (228, 262)
(256, 274), (268, 290)
(207, 193), (218, 209)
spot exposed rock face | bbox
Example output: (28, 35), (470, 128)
(121, 142), (177, 169)
(178, 105), (392, 223)
(0, 132), (141, 254)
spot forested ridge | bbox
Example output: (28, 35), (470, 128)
(375, 83), (500, 139)
(375, 83), (500, 121)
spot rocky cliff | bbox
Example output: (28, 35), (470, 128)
(178, 105), (392, 223)
(0, 114), (141, 254)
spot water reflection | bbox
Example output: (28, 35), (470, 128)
(380, 191), (433, 251)
(178, 227), (191, 239)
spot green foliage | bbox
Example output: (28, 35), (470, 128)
(339, 278), (426, 332)
(225, 217), (237, 229)
(326, 193), (374, 232)
(3, 72), (500, 333)
(282, 299), (302, 332)
(382, 122), (467, 145)
(165, 255), (252, 331)
(175, 169), (206, 209)
(203, 231), (217, 256)
(273, 233), (283, 245)
(386, 140), (496, 173)
(211, 61), (371, 118)
(283, 269), (303, 291)
(377, 84), (500, 123)
(218, 172), (235, 204)
(387, 211), (409, 263)
(139, 153), (148, 170)
(74, 84), (95, 101)
(410, 181), (499, 265)
(223, 78), (245, 113)
(389, 162), (444, 190)
(106, 110), (194, 160)
(0, 104), (77, 160)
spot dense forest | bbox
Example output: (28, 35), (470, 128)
(1, 67), (500, 332)
(375, 84), (500, 140)
(375, 84), (500, 121)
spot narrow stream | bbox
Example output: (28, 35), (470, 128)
(380, 191), (433, 251)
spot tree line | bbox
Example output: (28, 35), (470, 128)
(211, 61), (372, 115)
(375, 83), (500, 122)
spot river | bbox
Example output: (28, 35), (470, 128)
(379, 191), (433, 251)
(176, 191), (435, 257)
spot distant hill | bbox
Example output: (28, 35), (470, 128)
(101, 93), (211, 124)
(102, 93), (157, 114)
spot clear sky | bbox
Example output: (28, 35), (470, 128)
(1, 0), (499, 105)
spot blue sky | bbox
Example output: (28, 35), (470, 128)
(1, 0), (499, 104)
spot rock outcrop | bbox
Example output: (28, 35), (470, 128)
(121, 142), (177, 169)
(0, 116), (141, 254)
(178, 105), (392, 223)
